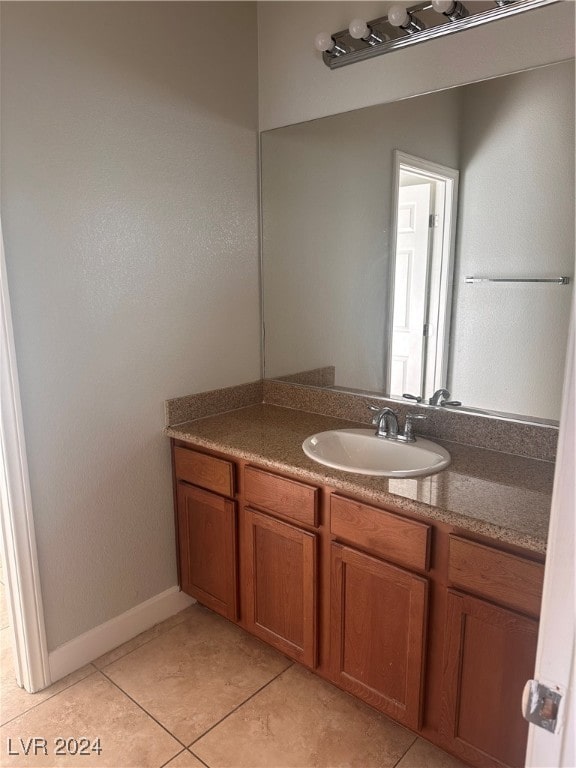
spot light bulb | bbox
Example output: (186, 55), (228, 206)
(314, 32), (335, 52)
(431, 0), (468, 20)
(431, 0), (455, 12)
(349, 18), (370, 40)
(388, 4), (410, 27)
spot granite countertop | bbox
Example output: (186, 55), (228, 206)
(167, 404), (554, 555)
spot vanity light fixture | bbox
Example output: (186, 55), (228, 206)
(431, 0), (469, 21)
(313, 32), (348, 56)
(388, 4), (426, 33)
(315, 0), (560, 69)
(348, 18), (390, 45)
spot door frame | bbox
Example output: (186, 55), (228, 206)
(386, 151), (459, 399)
(0, 221), (50, 692)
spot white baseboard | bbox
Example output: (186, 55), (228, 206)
(48, 587), (195, 684)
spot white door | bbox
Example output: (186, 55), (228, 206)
(389, 182), (431, 398)
(524, 311), (575, 767)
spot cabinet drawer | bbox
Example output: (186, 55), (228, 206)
(330, 495), (430, 572)
(244, 466), (318, 527)
(448, 536), (543, 618)
(174, 446), (235, 497)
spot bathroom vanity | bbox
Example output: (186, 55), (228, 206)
(167, 403), (551, 768)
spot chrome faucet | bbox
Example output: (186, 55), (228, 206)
(404, 390), (461, 407)
(428, 388), (462, 407)
(371, 407), (399, 438)
(369, 405), (427, 442)
(429, 388), (451, 406)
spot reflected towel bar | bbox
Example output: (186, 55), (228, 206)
(465, 276), (570, 285)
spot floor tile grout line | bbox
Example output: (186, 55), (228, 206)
(158, 747), (186, 768)
(97, 668), (189, 751)
(0, 664), (99, 728)
(158, 746), (194, 768)
(93, 610), (196, 671)
(2, 608), (193, 726)
(391, 734), (419, 768)
(186, 660), (295, 749)
(187, 747), (211, 768)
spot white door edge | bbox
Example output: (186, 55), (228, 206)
(0, 221), (51, 692)
(525, 300), (575, 767)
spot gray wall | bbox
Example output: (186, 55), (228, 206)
(262, 90), (460, 391)
(257, 1), (575, 130)
(450, 62), (575, 420)
(1, 2), (260, 650)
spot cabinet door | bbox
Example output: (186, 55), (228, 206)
(440, 590), (539, 768)
(330, 543), (428, 730)
(177, 481), (238, 621)
(243, 508), (318, 668)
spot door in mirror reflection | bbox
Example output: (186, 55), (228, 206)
(390, 181), (430, 396)
(387, 153), (459, 401)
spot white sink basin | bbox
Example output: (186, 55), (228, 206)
(302, 428), (451, 477)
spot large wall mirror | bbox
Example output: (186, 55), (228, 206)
(261, 60), (574, 424)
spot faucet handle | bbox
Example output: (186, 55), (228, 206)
(367, 402), (388, 422)
(402, 393), (423, 403)
(368, 402), (394, 411)
(402, 413), (427, 442)
(441, 399), (462, 407)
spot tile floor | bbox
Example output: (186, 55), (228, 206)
(0, 581), (467, 768)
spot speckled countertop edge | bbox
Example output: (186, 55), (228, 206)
(167, 404), (553, 555)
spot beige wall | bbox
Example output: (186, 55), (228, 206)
(450, 62), (575, 419)
(262, 90), (460, 391)
(1, 2), (260, 650)
(2, 0), (573, 656)
(257, 1), (575, 130)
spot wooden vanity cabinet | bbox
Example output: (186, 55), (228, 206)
(329, 495), (431, 730)
(330, 543), (428, 729)
(171, 440), (545, 768)
(172, 444), (238, 621)
(242, 466), (319, 668)
(439, 537), (544, 768)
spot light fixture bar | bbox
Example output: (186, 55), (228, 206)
(320, 0), (560, 70)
